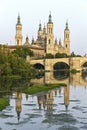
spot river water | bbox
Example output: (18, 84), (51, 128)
(0, 72), (87, 130)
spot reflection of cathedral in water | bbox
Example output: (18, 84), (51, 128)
(14, 71), (87, 122)
(37, 85), (70, 111)
(37, 91), (54, 111)
(15, 91), (22, 122)
(14, 86), (70, 122)
(64, 85), (69, 110)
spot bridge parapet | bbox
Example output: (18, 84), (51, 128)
(26, 56), (87, 71)
(30, 59), (44, 65)
(26, 56), (44, 65)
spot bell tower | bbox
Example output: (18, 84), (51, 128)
(37, 22), (43, 40)
(64, 21), (70, 55)
(46, 12), (54, 54)
(15, 14), (23, 46)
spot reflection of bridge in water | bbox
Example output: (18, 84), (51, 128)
(31, 72), (87, 87)
(70, 72), (87, 87)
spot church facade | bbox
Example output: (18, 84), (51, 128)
(15, 13), (70, 56)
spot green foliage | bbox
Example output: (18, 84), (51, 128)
(45, 53), (54, 59)
(71, 69), (80, 74)
(70, 52), (81, 57)
(55, 53), (67, 58)
(0, 45), (36, 80)
(24, 83), (66, 94)
(76, 55), (81, 57)
(12, 46), (34, 58)
(0, 98), (9, 111)
(0, 52), (8, 64)
(0, 63), (12, 76)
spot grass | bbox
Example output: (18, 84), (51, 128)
(24, 83), (66, 95)
(0, 98), (9, 111)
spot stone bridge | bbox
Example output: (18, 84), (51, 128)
(70, 57), (87, 71)
(26, 56), (87, 71)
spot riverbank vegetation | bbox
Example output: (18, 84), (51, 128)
(70, 69), (80, 74)
(44, 52), (82, 59)
(0, 45), (36, 81)
(24, 83), (66, 95)
(0, 98), (9, 111)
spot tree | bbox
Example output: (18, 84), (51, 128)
(8, 53), (36, 80)
(45, 53), (54, 59)
(70, 52), (81, 57)
(23, 47), (34, 57)
(0, 49), (36, 81)
(12, 46), (34, 59)
(55, 53), (67, 58)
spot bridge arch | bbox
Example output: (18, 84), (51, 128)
(53, 62), (70, 70)
(53, 62), (70, 80)
(33, 63), (45, 79)
(33, 63), (44, 69)
(81, 61), (87, 71)
(81, 61), (87, 67)
(82, 72), (87, 82)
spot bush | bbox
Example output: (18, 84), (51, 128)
(0, 98), (9, 111)
(71, 69), (80, 74)
(55, 53), (67, 58)
(45, 53), (54, 59)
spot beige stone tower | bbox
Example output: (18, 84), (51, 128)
(43, 24), (46, 35)
(15, 14), (23, 46)
(46, 13), (54, 54)
(64, 21), (70, 55)
(37, 22), (43, 39)
(37, 22), (45, 47)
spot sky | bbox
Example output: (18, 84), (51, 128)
(0, 0), (87, 55)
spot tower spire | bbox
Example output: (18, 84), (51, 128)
(15, 14), (22, 46)
(17, 14), (21, 25)
(39, 21), (42, 31)
(48, 11), (52, 23)
(64, 20), (70, 55)
(65, 20), (69, 30)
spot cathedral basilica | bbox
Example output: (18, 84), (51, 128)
(13, 13), (70, 57)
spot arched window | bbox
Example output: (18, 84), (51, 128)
(49, 39), (51, 44)
(51, 28), (52, 34)
(49, 28), (50, 34)
(66, 34), (69, 38)
(66, 44), (67, 48)
(66, 34), (67, 38)
(17, 40), (19, 45)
